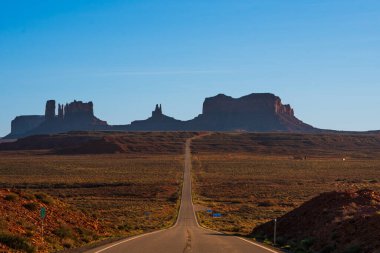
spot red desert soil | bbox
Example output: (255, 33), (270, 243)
(0, 189), (107, 252)
(251, 189), (380, 253)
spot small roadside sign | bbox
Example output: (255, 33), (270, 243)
(212, 213), (222, 218)
(40, 207), (46, 242)
(40, 207), (46, 219)
(144, 211), (151, 219)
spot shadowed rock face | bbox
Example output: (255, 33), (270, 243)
(31, 100), (107, 136)
(187, 93), (314, 131)
(63, 100), (94, 119)
(115, 93), (315, 132)
(119, 104), (184, 131)
(202, 93), (283, 115)
(4, 93), (318, 139)
(45, 100), (56, 120)
(11, 116), (45, 136)
(5, 100), (108, 138)
(152, 104), (163, 118)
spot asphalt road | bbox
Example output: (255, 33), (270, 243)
(86, 137), (278, 253)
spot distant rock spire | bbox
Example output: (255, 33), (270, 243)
(58, 104), (64, 119)
(45, 100), (56, 120)
(152, 103), (163, 118)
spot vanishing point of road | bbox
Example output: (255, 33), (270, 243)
(87, 137), (278, 253)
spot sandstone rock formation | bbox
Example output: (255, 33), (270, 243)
(31, 100), (107, 135)
(58, 104), (64, 119)
(115, 104), (184, 131)
(63, 100), (94, 119)
(152, 104), (163, 118)
(10, 115), (45, 136)
(112, 93), (315, 132)
(5, 100), (108, 138)
(4, 92), (319, 139)
(187, 93), (314, 131)
(45, 100), (56, 120)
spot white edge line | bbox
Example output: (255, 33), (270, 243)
(92, 143), (189, 253)
(94, 136), (280, 253)
(94, 189), (184, 253)
(236, 237), (280, 253)
(188, 139), (280, 253)
(94, 230), (164, 253)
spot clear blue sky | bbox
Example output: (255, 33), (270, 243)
(1, 0), (379, 136)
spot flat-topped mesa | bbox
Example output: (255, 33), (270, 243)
(202, 93), (295, 116)
(196, 93), (313, 132)
(11, 116), (45, 136)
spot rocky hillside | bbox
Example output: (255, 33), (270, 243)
(0, 189), (107, 252)
(251, 189), (380, 253)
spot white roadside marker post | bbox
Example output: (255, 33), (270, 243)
(273, 218), (277, 246)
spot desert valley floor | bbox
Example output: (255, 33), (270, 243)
(0, 132), (379, 253)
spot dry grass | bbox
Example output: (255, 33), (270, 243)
(0, 153), (183, 233)
(192, 132), (380, 158)
(2, 131), (380, 251)
(192, 153), (380, 234)
(0, 189), (102, 252)
(0, 132), (196, 251)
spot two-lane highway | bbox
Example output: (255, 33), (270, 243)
(86, 137), (278, 253)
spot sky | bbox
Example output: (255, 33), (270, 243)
(1, 0), (379, 136)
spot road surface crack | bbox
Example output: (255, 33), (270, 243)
(183, 229), (192, 253)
